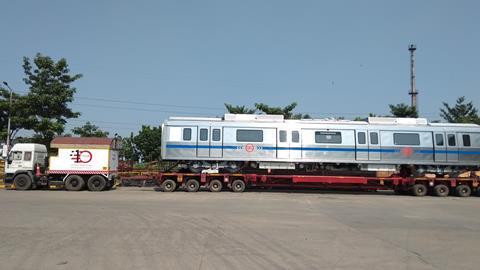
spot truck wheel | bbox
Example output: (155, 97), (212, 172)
(87, 175), (106, 191)
(161, 179), (177, 192)
(14, 174), (32, 190)
(185, 179), (200, 192)
(231, 179), (246, 193)
(65, 175), (85, 191)
(433, 184), (450, 197)
(411, 184), (427, 196)
(455, 185), (471, 197)
(209, 179), (223, 192)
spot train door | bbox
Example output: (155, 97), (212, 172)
(433, 132), (447, 162)
(446, 133), (459, 162)
(277, 129), (289, 159)
(368, 130), (380, 160)
(197, 126), (210, 158)
(290, 130), (302, 159)
(356, 130), (368, 160)
(210, 127), (223, 158)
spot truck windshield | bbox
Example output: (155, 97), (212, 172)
(12, 151), (22, 160)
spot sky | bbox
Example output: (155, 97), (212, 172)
(1, 0), (479, 137)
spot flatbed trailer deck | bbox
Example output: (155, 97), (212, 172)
(120, 172), (480, 197)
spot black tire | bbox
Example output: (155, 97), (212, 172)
(64, 175), (85, 191)
(455, 185), (471, 197)
(188, 162), (203, 173)
(209, 179), (223, 192)
(433, 184), (450, 197)
(161, 179), (177, 192)
(14, 174), (32, 190)
(225, 162), (242, 173)
(411, 184), (427, 197)
(185, 179), (200, 192)
(231, 179), (246, 193)
(87, 175), (107, 191)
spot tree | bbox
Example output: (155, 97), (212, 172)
(71, 122), (109, 137)
(440, 96), (479, 124)
(389, 103), (418, 118)
(120, 133), (140, 162)
(133, 125), (162, 162)
(224, 103), (256, 114)
(254, 102), (311, 119)
(22, 53), (82, 145)
(0, 88), (34, 143)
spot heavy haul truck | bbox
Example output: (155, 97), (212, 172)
(3, 137), (120, 191)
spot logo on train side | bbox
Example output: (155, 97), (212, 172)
(245, 144), (255, 152)
(401, 147), (414, 157)
(70, 150), (93, 163)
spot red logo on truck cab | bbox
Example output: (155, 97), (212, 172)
(70, 150), (93, 163)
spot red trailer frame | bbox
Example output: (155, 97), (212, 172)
(120, 172), (480, 197)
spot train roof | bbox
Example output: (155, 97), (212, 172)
(167, 114), (480, 128)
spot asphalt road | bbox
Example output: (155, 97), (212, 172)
(0, 188), (479, 270)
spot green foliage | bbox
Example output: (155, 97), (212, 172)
(120, 127), (162, 163)
(0, 88), (33, 143)
(22, 53), (82, 145)
(440, 96), (479, 124)
(71, 122), (109, 137)
(224, 103), (256, 114)
(224, 102), (310, 119)
(254, 102), (310, 119)
(120, 133), (140, 162)
(388, 103), (418, 118)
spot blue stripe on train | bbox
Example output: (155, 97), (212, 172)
(165, 144), (480, 155)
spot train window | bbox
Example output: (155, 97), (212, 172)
(463, 134), (471, 147)
(279, 130), (287, 142)
(183, 128), (192, 141)
(370, 132), (379, 145)
(236, 130), (263, 142)
(23, 151), (32, 161)
(199, 128), (208, 141)
(393, 133), (420, 146)
(212, 129), (221, 141)
(292, 131), (300, 143)
(358, 132), (366, 144)
(435, 134), (444, 146)
(448, 134), (456, 146)
(315, 131), (342, 144)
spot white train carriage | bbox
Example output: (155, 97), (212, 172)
(161, 114), (480, 174)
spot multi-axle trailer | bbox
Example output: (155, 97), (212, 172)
(121, 171), (480, 197)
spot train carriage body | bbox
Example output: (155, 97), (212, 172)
(161, 114), (480, 173)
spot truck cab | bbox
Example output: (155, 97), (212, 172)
(4, 143), (48, 188)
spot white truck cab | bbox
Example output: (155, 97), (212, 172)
(5, 143), (48, 176)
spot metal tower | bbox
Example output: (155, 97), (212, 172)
(408, 44), (418, 109)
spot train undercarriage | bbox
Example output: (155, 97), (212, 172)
(178, 160), (479, 179)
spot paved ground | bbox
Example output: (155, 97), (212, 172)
(0, 188), (479, 270)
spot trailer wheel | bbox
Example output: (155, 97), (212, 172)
(209, 179), (223, 192)
(411, 184), (427, 197)
(161, 179), (177, 192)
(433, 184), (450, 197)
(185, 179), (200, 192)
(455, 185), (471, 197)
(87, 175), (106, 191)
(231, 179), (246, 193)
(14, 174), (32, 190)
(65, 175), (85, 191)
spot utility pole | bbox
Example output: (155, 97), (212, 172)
(2, 81), (13, 153)
(408, 44), (418, 110)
